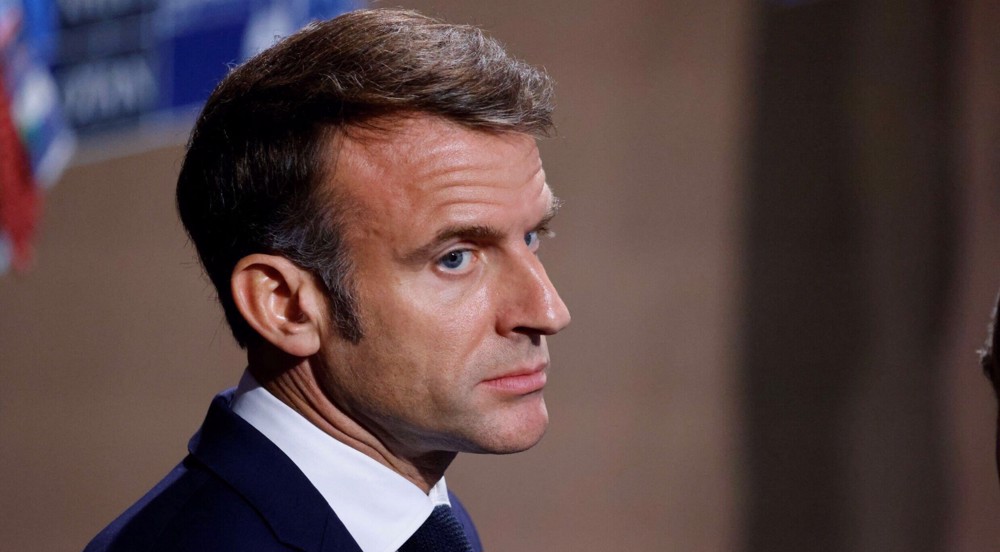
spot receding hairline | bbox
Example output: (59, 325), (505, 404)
(319, 111), (548, 190)
(314, 113), (553, 252)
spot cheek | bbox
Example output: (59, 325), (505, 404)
(392, 273), (497, 347)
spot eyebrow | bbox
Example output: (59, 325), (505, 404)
(541, 196), (563, 232)
(400, 196), (562, 264)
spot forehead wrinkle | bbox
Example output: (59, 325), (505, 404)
(342, 116), (501, 172)
(332, 116), (549, 250)
(414, 144), (542, 195)
(398, 182), (553, 267)
(414, 155), (546, 204)
(418, 175), (550, 227)
(336, 117), (544, 201)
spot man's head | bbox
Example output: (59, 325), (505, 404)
(176, 9), (570, 463)
(177, 8), (556, 348)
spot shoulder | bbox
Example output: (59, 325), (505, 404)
(84, 456), (290, 552)
(86, 390), (359, 552)
(448, 491), (484, 552)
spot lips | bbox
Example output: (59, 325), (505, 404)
(481, 363), (548, 394)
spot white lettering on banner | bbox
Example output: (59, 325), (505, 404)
(59, 55), (156, 126)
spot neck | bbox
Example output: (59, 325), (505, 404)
(247, 348), (455, 493)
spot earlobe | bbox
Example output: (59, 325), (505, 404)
(231, 254), (323, 357)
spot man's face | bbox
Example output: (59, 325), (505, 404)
(315, 116), (571, 459)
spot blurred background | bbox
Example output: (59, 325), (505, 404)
(1, 0), (999, 550)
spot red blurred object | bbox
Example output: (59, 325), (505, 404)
(0, 61), (41, 272)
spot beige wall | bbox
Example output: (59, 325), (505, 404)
(1, 1), (998, 551)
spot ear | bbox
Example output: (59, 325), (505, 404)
(231, 254), (325, 357)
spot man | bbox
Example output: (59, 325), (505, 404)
(85, 8), (570, 552)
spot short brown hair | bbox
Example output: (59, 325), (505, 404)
(176, 8), (555, 347)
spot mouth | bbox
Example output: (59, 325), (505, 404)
(481, 362), (548, 395)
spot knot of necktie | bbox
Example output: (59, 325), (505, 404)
(398, 505), (474, 552)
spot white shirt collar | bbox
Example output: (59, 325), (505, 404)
(230, 370), (451, 552)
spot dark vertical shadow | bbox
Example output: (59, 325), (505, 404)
(744, 3), (865, 551)
(742, 0), (954, 551)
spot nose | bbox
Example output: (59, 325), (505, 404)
(498, 251), (571, 337)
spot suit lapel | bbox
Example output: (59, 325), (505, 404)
(189, 391), (363, 552)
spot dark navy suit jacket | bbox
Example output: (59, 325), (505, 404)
(84, 391), (483, 551)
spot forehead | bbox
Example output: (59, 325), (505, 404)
(330, 116), (548, 223)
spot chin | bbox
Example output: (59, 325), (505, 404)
(467, 399), (549, 454)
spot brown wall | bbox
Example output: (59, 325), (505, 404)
(944, 0), (1000, 549)
(1, 1), (998, 551)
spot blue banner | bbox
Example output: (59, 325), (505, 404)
(0, 0), (358, 275)
(44, 0), (358, 134)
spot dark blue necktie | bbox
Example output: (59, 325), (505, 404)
(398, 505), (474, 552)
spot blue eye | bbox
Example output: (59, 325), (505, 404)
(525, 231), (540, 250)
(438, 249), (472, 271)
